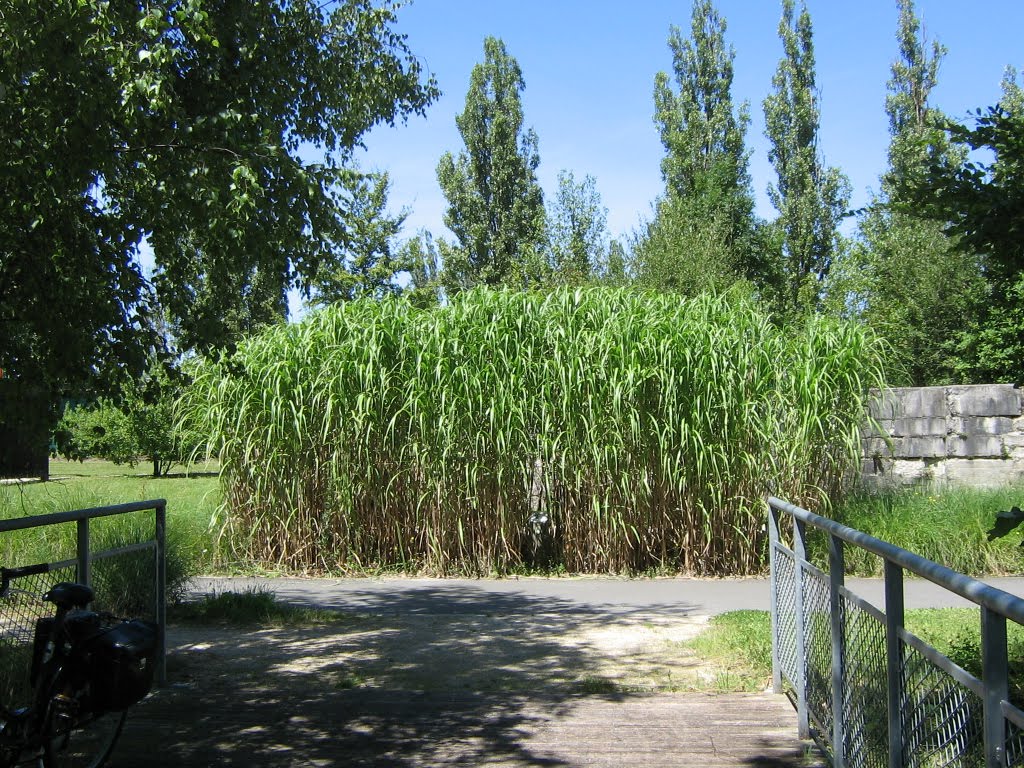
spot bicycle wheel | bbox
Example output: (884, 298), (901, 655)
(41, 709), (126, 768)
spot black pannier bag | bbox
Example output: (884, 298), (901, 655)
(30, 617), (54, 686)
(32, 611), (101, 685)
(81, 619), (158, 711)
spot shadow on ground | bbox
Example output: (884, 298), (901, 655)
(113, 586), (821, 767)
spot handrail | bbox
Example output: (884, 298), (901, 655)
(0, 499), (167, 532)
(769, 495), (1024, 768)
(769, 495), (1024, 626)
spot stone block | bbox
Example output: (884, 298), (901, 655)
(949, 416), (1014, 436)
(899, 387), (948, 419)
(900, 436), (946, 458)
(946, 434), (1004, 458)
(950, 385), (1022, 417)
(891, 459), (931, 483)
(862, 436), (897, 458)
(867, 389), (902, 420)
(890, 417), (947, 438)
(861, 414), (891, 437)
(1003, 435), (1024, 459)
(943, 458), (1024, 487)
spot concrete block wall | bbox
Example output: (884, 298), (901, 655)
(862, 384), (1024, 489)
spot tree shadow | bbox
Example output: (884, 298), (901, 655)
(113, 586), (812, 766)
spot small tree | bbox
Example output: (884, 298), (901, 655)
(547, 170), (608, 285)
(637, 0), (759, 294)
(308, 173), (407, 306)
(56, 360), (197, 477)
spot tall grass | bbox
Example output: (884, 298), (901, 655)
(183, 287), (885, 575)
(828, 484), (1024, 576)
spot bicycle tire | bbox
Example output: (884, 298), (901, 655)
(41, 709), (126, 768)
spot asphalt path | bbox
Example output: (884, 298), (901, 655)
(188, 574), (1024, 617)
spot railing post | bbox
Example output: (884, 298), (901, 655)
(76, 518), (91, 588)
(769, 502), (783, 694)
(830, 534), (846, 767)
(794, 516), (809, 739)
(885, 560), (905, 768)
(981, 606), (1008, 768)
(155, 500), (167, 686)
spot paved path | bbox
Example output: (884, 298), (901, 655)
(189, 574), (1024, 616)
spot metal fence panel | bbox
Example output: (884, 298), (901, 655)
(841, 592), (888, 768)
(0, 501), (167, 708)
(769, 496), (1024, 768)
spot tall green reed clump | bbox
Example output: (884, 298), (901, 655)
(182, 287), (885, 575)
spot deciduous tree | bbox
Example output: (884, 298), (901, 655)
(0, 0), (438, 400)
(547, 171), (608, 286)
(635, 0), (760, 295)
(826, 0), (984, 385)
(763, 0), (850, 313)
(437, 37), (546, 293)
(900, 72), (1024, 382)
(308, 173), (407, 306)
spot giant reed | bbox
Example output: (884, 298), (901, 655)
(183, 288), (886, 575)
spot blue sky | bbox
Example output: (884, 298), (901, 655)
(355, 0), (1024, 244)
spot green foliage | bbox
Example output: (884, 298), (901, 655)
(828, 212), (985, 386)
(763, 0), (850, 314)
(398, 230), (444, 308)
(437, 37), (546, 292)
(600, 240), (631, 287)
(158, 238), (288, 355)
(546, 170), (608, 285)
(883, 0), (956, 194)
(184, 287), (886, 576)
(308, 173), (407, 306)
(898, 76), (1024, 383)
(636, 1), (763, 295)
(56, 401), (137, 468)
(826, 0), (982, 386)
(0, 0), (439, 409)
(55, 360), (202, 477)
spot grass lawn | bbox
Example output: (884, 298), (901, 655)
(0, 458), (222, 574)
(687, 608), (1024, 698)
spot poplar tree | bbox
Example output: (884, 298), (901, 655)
(437, 37), (546, 292)
(828, 0), (983, 385)
(763, 0), (850, 313)
(635, 0), (760, 295)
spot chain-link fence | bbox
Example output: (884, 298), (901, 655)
(769, 496), (1024, 768)
(0, 500), (167, 710)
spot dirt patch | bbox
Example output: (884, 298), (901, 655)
(165, 611), (716, 696)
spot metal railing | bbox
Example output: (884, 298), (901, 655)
(0, 500), (167, 708)
(769, 496), (1024, 768)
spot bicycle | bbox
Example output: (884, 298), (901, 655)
(0, 562), (157, 768)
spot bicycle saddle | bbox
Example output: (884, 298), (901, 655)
(43, 582), (94, 610)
